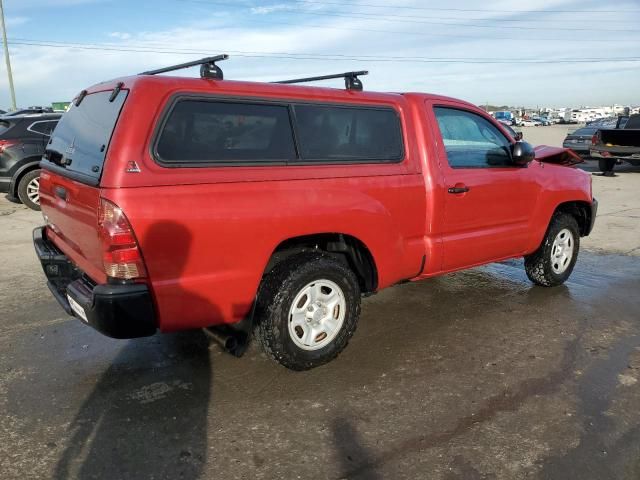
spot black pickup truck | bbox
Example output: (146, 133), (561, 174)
(590, 114), (640, 175)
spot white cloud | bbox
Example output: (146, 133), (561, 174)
(4, 0), (104, 9)
(250, 4), (291, 15)
(109, 32), (132, 40)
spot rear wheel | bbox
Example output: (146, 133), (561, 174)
(254, 253), (361, 370)
(17, 169), (42, 211)
(598, 158), (616, 174)
(525, 213), (580, 287)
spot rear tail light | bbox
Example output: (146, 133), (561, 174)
(591, 133), (599, 146)
(0, 139), (20, 153)
(98, 198), (147, 280)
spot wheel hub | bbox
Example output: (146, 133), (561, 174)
(551, 228), (574, 274)
(288, 279), (346, 351)
(26, 177), (40, 205)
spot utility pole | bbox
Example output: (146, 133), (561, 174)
(0, 0), (17, 110)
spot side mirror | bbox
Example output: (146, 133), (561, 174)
(514, 131), (523, 141)
(511, 141), (535, 166)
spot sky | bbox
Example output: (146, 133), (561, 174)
(1, 0), (639, 110)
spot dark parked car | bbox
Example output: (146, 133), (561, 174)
(0, 113), (62, 210)
(562, 126), (598, 157)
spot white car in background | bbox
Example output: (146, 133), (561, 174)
(518, 119), (541, 127)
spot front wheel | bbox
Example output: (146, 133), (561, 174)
(254, 253), (361, 370)
(525, 213), (580, 287)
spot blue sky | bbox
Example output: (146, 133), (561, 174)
(1, 0), (639, 109)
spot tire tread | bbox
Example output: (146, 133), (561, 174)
(253, 252), (361, 371)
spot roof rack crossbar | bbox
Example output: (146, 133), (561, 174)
(139, 55), (229, 79)
(274, 70), (368, 91)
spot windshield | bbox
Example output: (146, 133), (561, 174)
(574, 127), (597, 136)
(43, 90), (128, 182)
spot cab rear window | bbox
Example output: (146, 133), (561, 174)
(293, 104), (403, 162)
(43, 91), (128, 183)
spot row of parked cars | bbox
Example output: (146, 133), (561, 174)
(0, 109), (62, 210)
(517, 117), (556, 127)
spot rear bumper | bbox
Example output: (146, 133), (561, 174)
(33, 226), (157, 339)
(590, 148), (640, 160)
(562, 143), (589, 154)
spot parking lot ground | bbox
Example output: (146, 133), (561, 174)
(1, 161), (639, 479)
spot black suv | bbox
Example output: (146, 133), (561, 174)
(0, 113), (61, 210)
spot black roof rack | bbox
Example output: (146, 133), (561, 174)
(274, 71), (368, 91)
(139, 54), (229, 79)
(138, 56), (368, 90)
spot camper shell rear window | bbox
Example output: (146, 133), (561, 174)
(43, 90), (128, 184)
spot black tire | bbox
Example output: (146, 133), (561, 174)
(524, 213), (580, 287)
(17, 169), (41, 211)
(598, 158), (616, 173)
(254, 253), (361, 371)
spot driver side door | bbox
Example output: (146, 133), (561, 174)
(429, 103), (541, 271)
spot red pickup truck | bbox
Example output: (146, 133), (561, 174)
(33, 58), (597, 370)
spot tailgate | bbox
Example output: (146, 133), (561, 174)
(39, 170), (105, 283)
(600, 129), (640, 147)
(39, 89), (129, 284)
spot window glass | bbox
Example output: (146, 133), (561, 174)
(625, 116), (639, 129)
(156, 100), (296, 164)
(29, 120), (59, 136)
(574, 127), (597, 136)
(294, 105), (403, 162)
(44, 91), (128, 180)
(434, 107), (512, 168)
(0, 121), (10, 135)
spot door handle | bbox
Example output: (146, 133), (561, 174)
(54, 186), (67, 200)
(447, 185), (470, 194)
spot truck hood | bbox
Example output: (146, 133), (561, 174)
(533, 145), (584, 166)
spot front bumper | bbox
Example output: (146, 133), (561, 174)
(33, 227), (157, 339)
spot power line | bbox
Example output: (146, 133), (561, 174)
(179, 0), (638, 32)
(8, 38), (640, 64)
(11, 37), (640, 62)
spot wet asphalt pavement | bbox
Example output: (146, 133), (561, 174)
(2, 200), (640, 479)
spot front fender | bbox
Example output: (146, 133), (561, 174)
(525, 162), (593, 253)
